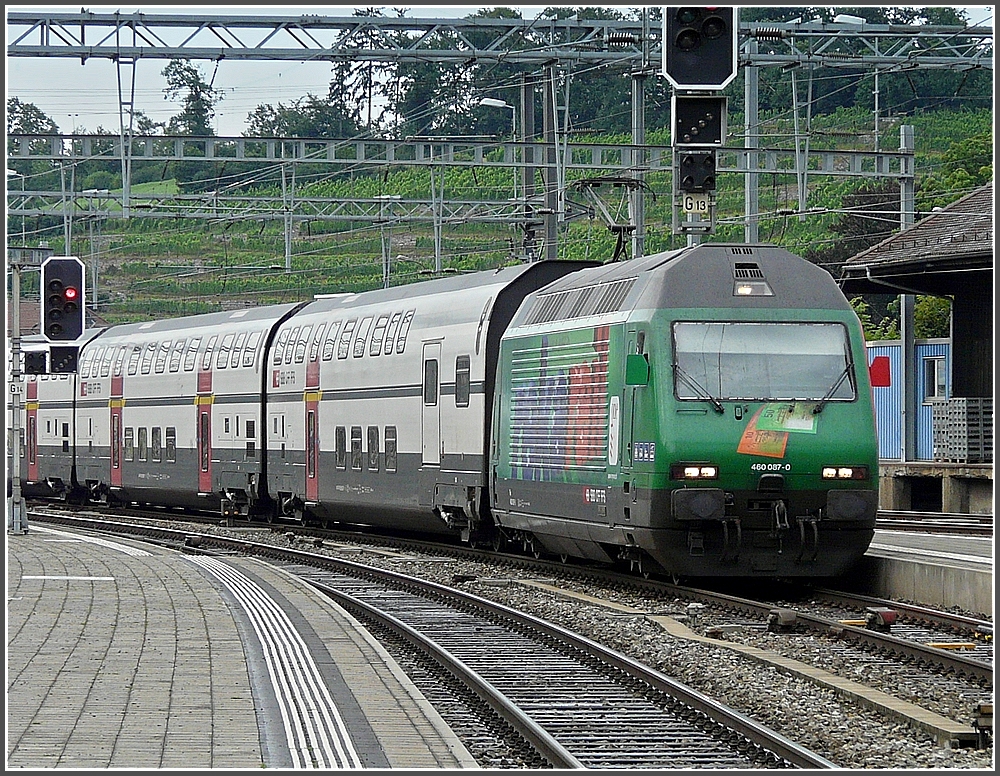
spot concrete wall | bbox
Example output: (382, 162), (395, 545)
(848, 555), (992, 617)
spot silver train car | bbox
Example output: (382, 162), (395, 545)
(15, 261), (589, 541)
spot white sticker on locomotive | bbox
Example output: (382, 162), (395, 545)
(584, 487), (607, 504)
(634, 441), (656, 462)
(608, 396), (620, 467)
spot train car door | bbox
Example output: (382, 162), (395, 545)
(26, 380), (39, 482)
(110, 375), (123, 487)
(196, 370), (213, 493)
(304, 349), (320, 501)
(621, 328), (641, 519)
(421, 342), (441, 466)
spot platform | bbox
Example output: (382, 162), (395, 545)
(843, 530), (993, 616)
(6, 524), (478, 769)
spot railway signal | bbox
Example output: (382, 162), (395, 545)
(50, 345), (80, 374)
(41, 256), (86, 341)
(661, 7), (738, 90)
(24, 351), (47, 374)
(677, 150), (717, 193)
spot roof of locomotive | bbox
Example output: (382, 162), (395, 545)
(507, 243), (852, 330)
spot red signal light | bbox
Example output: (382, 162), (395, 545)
(64, 286), (79, 301)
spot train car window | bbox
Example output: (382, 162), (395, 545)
(272, 329), (290, 366)
(141, 343), (156, 374)
(77, 349), (91, 378)
(62, 422), (70, 453)
(100, 347), (115, 377)
(243, 331), (262, 367)
(283, 326), (300, 365)
(80, 347), (97, 378)
(127, 345), (141, 376)
(90, 347), (106, 378)
(151, 427), (162, 462)
(230, 331), (247, 369)
(423, 359), (439, 406)
(246, 419), (255, 439)
(308, 323), (327, 362)
(217, 333), (235, 369)
(224, 417), (231, 434)
(154, 341), (170, 373)
(184, 337), (202, 371)
(396, 309), (415, 354)
(202, 335), (218, 371)
(165, 427), (176, 462)
(335, 426), (347, 469)
(384, 426), (397, 472)
(350, 426), (363, 470)
(353, 316), (374, 358)
(338, 319), (357, 360)
(321, 321), (341, 361)
(383, 311), (402, 355)
(169, 339), (186, 372)
(370, 315), (389, 356)
(294, 325), (312, 363)
(367, 426), (379, 471)
(113, 346), (127, 376)
(137, 427), (148, 461)
(456, 355), (471, 407)
(124, 428), (134, 461)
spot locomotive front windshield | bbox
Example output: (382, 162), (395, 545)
(673, 322), (856, 403)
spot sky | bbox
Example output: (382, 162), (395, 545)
(5, 4), (995, 137)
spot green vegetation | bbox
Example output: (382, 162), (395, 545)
(7, 5), (991, 335)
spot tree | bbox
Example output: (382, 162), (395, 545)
(917, 131), (993, 211)
(245, 95), (360, 138)
(162, 59), (222, 136)
(6, 97), (60, 134)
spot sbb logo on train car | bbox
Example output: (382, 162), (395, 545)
(80, 381), (103, 396)
(584, 487), (607, 504)
(272, 369), (296, 388)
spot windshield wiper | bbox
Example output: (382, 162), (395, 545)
(812, 365), (853, 414)
(673, 363), (725, 414)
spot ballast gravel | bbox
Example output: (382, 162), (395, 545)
(154, 521), (997, 769)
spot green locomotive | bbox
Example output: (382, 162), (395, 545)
(489, 243), (878, 578)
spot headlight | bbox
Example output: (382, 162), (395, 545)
(671, 463), (719, 480)
(821, 466), (868, 480)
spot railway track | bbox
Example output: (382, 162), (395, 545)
(24, 508), (995, 761)
(25, 509), (831, 769)
(28, 503), (992, 684)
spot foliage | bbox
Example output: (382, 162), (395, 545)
(5, 8), (992, 324)
(245, 94), (361, 138)
(162, 59), (223, 136)
(851, 295), (952, 341)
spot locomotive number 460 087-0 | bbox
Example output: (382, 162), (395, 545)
(750, 462), (791, 472)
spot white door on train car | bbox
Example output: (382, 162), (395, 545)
(421, 342), (441, 466)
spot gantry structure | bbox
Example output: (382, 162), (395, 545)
(7, 9), (993, 259)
